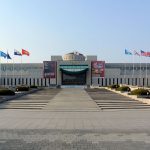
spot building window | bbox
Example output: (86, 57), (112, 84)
(143, 78), (145, 86)
(11, 78), (13, 85)
(109, 78), (111, 85)
(105, 78), (107, 86)
(49, 78), (50, 85)
(33, 78), (35, 85)
(120, 78), (122, 84)
(22, 78), (24, 84)
(30, 78), (31, 86)
(15, 78), (16, 85)
(128, 78), (130, 85)
(98, 78), (99, 84)
(135, 78), (137, 85)
(45, 78), (46, 86)
(41, 78), (43, 86)
(37, 78), (39, 86)
(132, 78), (134, 85)
(18, 78), (21, 85)
(3, 78), (5, 85)
(26, 78), (28, 85)
(102, 78), (104, 86)
(117, 78), (118, 85)
(113, 78), (115, 84)
(7, 78), (9, 85)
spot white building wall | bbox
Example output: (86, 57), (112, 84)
(1, 62), (150, 87)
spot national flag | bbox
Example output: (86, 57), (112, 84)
(22, 49), (30, 56)
(125, 49), (132, 55)
(0, 51), (7, 58)
(7, 52), (12, 59)
(134, 50), (140, 56)
(14, 49), (22, 56)
(140, 50), (150, 57)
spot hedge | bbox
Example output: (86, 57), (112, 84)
(30, 85), (38, 88)
(0, 89), (15, 96)
(108, 84), (120, 89)
(16, 86), (30, 91)
(130, 88), (149, 95)
(116, 86), (131, 92)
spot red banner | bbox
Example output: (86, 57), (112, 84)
(43, 61), (57, 78)
(91, 61), (105, 77)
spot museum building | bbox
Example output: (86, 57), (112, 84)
(0, 51), (150, 87)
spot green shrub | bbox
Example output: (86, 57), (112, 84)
(16, 86), (30, 91)
(130, 88), (149, 95)
(30, 85), (38, 88)
(0, 89), (15, 95)
(116, 86), (131, 92)
(108, 84), (120, 89)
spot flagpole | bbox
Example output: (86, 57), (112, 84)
(21, 55), (22, 85)
(132, 51), (135, 86)
(139, 55), (141, 87)
(6, 53), (8, 87)
(13, 55), (15, 87)
(0, 56), (1, 86)
(146, 55), (148, 87)
(124, 62), (126, 85)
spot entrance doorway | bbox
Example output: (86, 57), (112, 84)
(62, 72), (86, 85)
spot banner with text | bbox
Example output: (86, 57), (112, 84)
(91, 61), (105, 78)
(43, 61), (57, 78)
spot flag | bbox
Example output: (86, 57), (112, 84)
(125, 49), (132, 55)
(134, 50), (140, 56)
(140, 50), (150, 57)
(0, 51), (7, 58)
(7, 52), (12, 59)
(14, 49), (22, 56)
(22, 49), (30, 56)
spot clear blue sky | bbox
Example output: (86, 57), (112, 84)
(0, 0), (150, 63)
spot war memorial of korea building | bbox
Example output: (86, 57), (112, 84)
(0, 51), (150, 87)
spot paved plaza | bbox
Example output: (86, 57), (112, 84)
(0, 88), (150, 149)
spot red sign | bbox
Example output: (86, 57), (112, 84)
(43, 61), (57, 78)
(91, 61), (105, 77)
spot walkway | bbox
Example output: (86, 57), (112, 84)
(44, 88), (99, 111)
(0, 88), (150, 149)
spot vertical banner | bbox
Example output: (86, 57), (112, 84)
(43, 61), (56, 78)
(91, 61), (105, 77)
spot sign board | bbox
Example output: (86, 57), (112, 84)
(43, 61), (57, 78)
(91, 61), (105, 78)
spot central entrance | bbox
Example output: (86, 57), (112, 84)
(62, 72), (86, 85)
(60, 65), (88, 85)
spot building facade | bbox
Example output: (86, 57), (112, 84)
(0, 52), (150, 87)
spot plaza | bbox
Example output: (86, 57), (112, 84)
(0, 87), (150, 149)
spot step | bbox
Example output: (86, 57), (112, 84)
(100, 106), (150, 110)
(96, 103), (148, 105)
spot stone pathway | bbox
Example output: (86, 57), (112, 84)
(0, 88), (150, 149)
(44, 88), (99, 111)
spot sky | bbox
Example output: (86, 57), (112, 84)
(0, 0), (150, 63)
